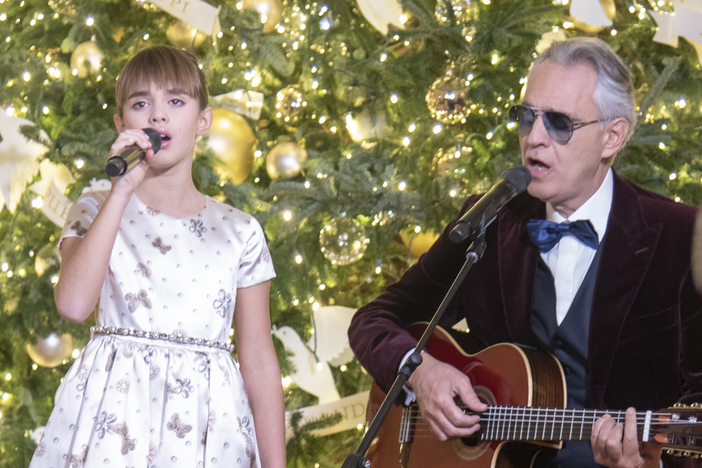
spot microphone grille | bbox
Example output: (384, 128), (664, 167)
(142, 128), (162, 154)
(502, 165), (531, 192)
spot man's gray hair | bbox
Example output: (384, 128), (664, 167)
(530, 37), (636, 142)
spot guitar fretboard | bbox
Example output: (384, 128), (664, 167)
(476, 407), (651, 442)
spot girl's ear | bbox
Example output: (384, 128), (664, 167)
(197, 107), (214, 136)
(113, 113), (126, 133)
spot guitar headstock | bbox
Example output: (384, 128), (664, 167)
(656, 403), (702, 458)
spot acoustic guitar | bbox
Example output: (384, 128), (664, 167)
(364, 323), (702, 468)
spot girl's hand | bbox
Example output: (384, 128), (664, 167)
(108, 128), (156, 194)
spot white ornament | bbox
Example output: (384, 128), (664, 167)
(272, 306), (357, 403)
(82, 178), (112, 193)
(28, 426), (45, 445)
(570, 0), (613, 28)
(28, 159), (76, 226)
(0, 112), (49, 213)
(650, 0), (702, 62)
(212, 90), (264, 120)
(273, 325), (341, 403)
(356, 0), (404, 35)
(311, 306), (358, 366)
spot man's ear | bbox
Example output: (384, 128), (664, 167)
(601, 117), (629, 160)
(197, 107), (214, 136)
(113, 113), (125, 133)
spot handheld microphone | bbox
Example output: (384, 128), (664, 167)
(449, 165), (532, 244)
(105, 128), (162, 177)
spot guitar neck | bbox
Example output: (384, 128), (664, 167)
(478, 406), (659, 442)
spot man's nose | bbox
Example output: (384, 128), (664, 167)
(525, 113), (551, 146)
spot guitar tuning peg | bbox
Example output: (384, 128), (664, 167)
(691, 402), (702, 408)
(673, 402), (684, 408)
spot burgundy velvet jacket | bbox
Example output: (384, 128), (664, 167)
(349, 171), (702, 415)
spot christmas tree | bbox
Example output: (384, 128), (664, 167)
(1, 0), (701, 466)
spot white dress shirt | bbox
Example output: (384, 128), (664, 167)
(542, 168), (613, 325)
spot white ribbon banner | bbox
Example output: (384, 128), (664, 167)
(28, 160), (75, 227)
(286, 390), (369, 438)
(148, 0), (221, 37)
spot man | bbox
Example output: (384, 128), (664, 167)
(349, 37), (702, 468)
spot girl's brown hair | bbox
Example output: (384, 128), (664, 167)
(115, 46), (208, 116)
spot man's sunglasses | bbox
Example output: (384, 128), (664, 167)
(509, 105), (603, 145)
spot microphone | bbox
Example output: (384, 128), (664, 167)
(105, 128), (162, 177)
(449, 165), (532, 244)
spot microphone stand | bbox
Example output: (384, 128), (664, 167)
(341, 233), (487, 468)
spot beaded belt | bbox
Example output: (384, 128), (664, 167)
(90, 326), (235, 353)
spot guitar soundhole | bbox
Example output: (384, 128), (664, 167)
(450, 385), (496, 461)
(460, 436), (480, 447)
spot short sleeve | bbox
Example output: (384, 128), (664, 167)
(236, 216), (276, 288)
(59, 191), (108, 249)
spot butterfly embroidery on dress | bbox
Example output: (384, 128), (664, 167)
(146, 207), (160, 216)
(152, 237), (171, 254)
(125, 289), (152, 312)
(135, 263), (151, 277)
(166, 378), (194, 398)
(70, 221), (88, 236)
(167, 413), (192, 439)
(108, 422), (137, 455)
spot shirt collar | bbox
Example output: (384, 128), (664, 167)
(546, 168), (613, 242)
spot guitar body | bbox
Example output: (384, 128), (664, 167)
(364, 323), (567, 468)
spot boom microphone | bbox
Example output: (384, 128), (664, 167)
(449, 165), (532, 244)
(105, 128), (162, 177)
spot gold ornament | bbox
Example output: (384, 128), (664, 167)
(112, 27), (125, 43)
(241, 0), (283, 33)
(27, 333), (73, 368)
(35, 243), (59, 277)
(266, 142), (308, 179)
(207, 109), (257, 184)
(570, 0), (616, 33)
(400, 229), (440, 258)
(275, 85), (305, 125)
(166, 21), (208, 49)
(426, 63), (473, 124)
(70, 41), (104, 78)
(433, 144), (471, 176)
(320, 217), (370, 265)
(434, 0), (475, 41)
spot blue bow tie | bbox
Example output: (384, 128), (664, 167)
(527, 219), (599, 253)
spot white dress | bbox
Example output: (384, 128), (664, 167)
(29, 191), (276, 468)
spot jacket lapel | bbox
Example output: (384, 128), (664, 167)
(588, 172), (662, 406)
(498, 192), (543, 346)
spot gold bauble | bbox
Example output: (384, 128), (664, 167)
(426, 64), (473, 125)
(275, 85), (305, 125)
(241, 0), (283, 33)
(571, 0), (616, 33)
(27, 333), (73, 368)
(166, 21), (208, 49)
(35, 243), (59, 277)
(400, 229), (440, 258)
(70, 41), (104, 78)
(207, 109), (257, 184)
(266, 142), (308, 179)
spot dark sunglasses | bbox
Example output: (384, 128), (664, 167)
(509, 105), (603, 145)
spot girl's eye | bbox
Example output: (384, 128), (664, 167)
(170, 99), (183, 105)
(132, 101), (147, 109)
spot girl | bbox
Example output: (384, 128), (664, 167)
(30, 46), (286, 468)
